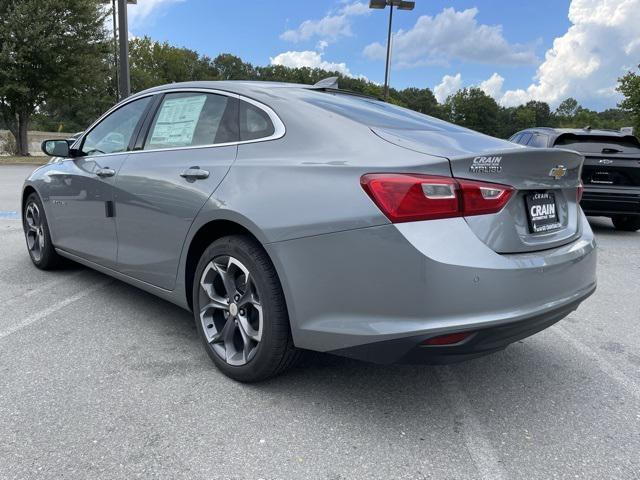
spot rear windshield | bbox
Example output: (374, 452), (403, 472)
(304, 91), (468, 132)
(553, 135), (640, 154)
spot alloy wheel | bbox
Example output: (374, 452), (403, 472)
(24, 202), (45, 262)
(199, 255), (263, 366)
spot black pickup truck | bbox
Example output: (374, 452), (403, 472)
(510, 127), (640, 231)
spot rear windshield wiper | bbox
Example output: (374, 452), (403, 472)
(602, 147), (623, 153)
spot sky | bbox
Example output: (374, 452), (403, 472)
(125, 0), (640, 110)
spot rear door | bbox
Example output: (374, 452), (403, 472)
(114, 90), (239, 290)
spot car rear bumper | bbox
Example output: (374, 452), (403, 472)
(581, 186), (640, 217)
(328, 286), (594, 364)
(266, 211), (597, 359)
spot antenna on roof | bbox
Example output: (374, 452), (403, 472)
(313, 76), (339, 89)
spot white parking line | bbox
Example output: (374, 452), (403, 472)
(556, 325), (640, 401)
(0, 280), (110, 341)
(436, 366), (508, 480)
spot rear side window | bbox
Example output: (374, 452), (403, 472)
(519, 133), (533, 145)
(239, 100), (275, 141)
(305, 91), (468, 132)
(527, 134), (548, 148)
(144, 92), (238, 150)
(510, 133), (523, 144)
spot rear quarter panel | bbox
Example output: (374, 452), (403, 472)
(211, 95), (452, 243)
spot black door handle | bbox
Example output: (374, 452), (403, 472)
(180, 167), (210, 180)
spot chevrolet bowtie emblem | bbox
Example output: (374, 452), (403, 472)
(549, 165), (568, 180)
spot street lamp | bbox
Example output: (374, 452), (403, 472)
(369, 0), (415, 101)
(102, 0), (137, 100)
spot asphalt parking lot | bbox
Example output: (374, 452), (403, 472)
(1, 164), (639, 480)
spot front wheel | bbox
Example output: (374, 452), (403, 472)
(612, 215), (640, 232)
(192, 235), (300, 382)
(22, 192), (64, 269)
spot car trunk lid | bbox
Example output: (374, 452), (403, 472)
(372, 127), (584, 253)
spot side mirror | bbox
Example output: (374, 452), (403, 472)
(41, 139), (70, 158)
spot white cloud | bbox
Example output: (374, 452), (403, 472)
(128, 0), (184, 28)
(479, 73), (505, 100)
(363, 7), (537, 67)
(434, 73), (462, 103)
(270, 50), (353, 77)
(281, 2), (370, 43)
(500, 0), (640, 108)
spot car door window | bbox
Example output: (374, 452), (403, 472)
(519, 133), (533, 145)
(510, 133), (523, 143)
(527, 134), (548, 148)
(81, 97), (152, 156)
(239, 100), (275, 141)
(144, 92), (236, 150)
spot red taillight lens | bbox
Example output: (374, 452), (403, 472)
(422, 332), (474, 346)
(360, 174), (460, 222)
(361, 174), (513, 223)
(458, 179), (513, 216)
(577, 181), (584, 203)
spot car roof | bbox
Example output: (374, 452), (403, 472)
(131, 80), (341, 101)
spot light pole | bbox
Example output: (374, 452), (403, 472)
(369, 0), (415, 101)
(102, 0), (137, 100)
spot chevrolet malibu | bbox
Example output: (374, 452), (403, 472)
(23, 80), (597, 382)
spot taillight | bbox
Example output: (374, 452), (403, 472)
(577, 181), (584, 203)
(361, 174), (513, 223)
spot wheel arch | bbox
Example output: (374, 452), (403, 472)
(183, 218), (284, 313)
(21, 184), (38, 211)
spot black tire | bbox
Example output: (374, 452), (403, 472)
(192, 235), (300, 382)
(612, 215), (640, 232)
(22, 192), (64, 270)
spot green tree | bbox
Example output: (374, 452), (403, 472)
(525, 101), (553, 127)
(555, 98), (580, 118)
(396, 88), (440, 116)
(213, 54), (255, 81)
(617, 65), (640, 134)
(443, 88), (501, 136)
(0, 0), (109, 155)
(129, 37), (219, 93)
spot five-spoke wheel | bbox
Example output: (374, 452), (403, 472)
(199, 256), (263, 366)
(22, 193), (63, 270)
(193, 235), (300, 382)
(24, 202), (45, 262)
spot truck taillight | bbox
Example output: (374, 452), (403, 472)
(361, 174), (513, 223)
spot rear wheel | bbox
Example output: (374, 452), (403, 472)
(22, 193), (64, 269)
(612, 215), (640, 232)
(192, 235), (300, 382)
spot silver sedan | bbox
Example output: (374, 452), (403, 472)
(23, 80), (597, 381)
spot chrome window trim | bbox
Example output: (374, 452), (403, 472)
(73, 87), (286, 157)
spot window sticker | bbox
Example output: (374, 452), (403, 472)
(149, 95), (207, 147)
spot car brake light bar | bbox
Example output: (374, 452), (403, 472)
(361, 173), (514, 223)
